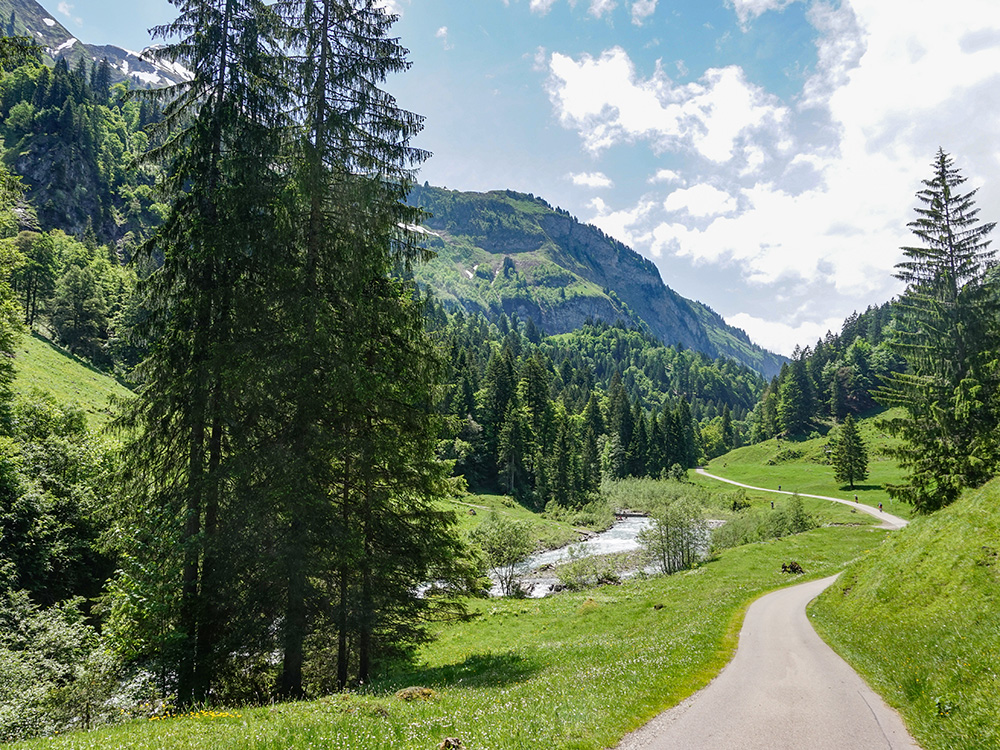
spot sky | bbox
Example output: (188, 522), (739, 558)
(54, 0), (1000, 356)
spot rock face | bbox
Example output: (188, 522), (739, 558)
(409, 185), (785, 377)
(2, 0), (190, 88)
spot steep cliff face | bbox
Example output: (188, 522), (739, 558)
(409, 185), (785, 377)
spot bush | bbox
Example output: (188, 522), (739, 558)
(711, 494), (815, 551)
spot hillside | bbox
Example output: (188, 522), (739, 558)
(811, 478), (1000, 750)
(1, 0), (189, 88)
(12, 333), (132, 426)
(409, 185), (786, 377)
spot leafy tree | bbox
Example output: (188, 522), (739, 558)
(10, 231), (55, 325)
(877, 150), (1000, 511)
(468, 513), (533, 597)
(831, 414), (868, 489)
(638, 497), (705, 574)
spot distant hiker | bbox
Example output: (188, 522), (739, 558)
(771, 501), (774, 509)
(878, 503), (883, 512)
(854, 494), (858, 502)
(778, 485), (781, 492)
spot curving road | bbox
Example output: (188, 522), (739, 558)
(613, 471), (918, 749)
(695, 469), (909, 530)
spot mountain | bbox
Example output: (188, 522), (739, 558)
(1, 0), (189, 88)
(409, 185), (786, 377)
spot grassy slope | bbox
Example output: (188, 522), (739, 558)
(700, 410), (913, 520)
(12, 333), (133, 427)
(17, 525), (886, 750)
(810, 478), (1000, 750)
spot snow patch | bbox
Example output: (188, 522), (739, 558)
(130, 71), (164, 85)
(54, 38), (78, 53)
(43, 18), (56, 26)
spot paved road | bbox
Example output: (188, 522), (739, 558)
(615, 575), (919, 749)
(695, 469), (909, 530)
(613, 471), (918, 749)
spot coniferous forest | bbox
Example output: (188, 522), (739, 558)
(3, 3), (1000, 746)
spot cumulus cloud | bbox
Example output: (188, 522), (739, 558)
(663, 184), (737, 218)
(725, 311), (843, 357)
(649, 169), (683, 184)
(570, 171), (614, 188)
(547, 48), (790, 162)
(546, 0), (1000, 353)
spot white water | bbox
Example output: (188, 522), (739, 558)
(525, 517), (653, 571)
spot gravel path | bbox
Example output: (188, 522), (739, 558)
(612, 470), (918, 749)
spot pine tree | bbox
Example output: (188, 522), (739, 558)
(877, 149), (1000, 512)
(830, 414), (868, 489)
(777, 357), (812, 435)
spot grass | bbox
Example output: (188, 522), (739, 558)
(809, 477), (1000, 750)
(12, 333), (132, 428)
(443, 492), (600, 551)
(701, 411), (914, 520)
(14, 523), (887, 750)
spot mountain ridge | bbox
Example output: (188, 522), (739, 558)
(1, 0), (189, 88)
(409, 184), (786, 377)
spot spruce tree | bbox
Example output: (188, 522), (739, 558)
(877, 149), (1000, 511)
(831, 414), (868, 489)
(114, 0), (290, 703)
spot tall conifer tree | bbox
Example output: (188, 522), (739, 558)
(877, 149), (1000, 511)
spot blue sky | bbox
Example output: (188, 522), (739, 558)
(54, 0), (1000, 355)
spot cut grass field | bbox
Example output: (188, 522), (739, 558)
(14, 524), (888, 750)
(810, 477), (1000, 750)
(12, 333), (132, 428)
(700, 411), (914, 520)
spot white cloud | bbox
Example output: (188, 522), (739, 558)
(548, 1), (1000, 354)
(56, 1), (81, 25)
(727, 0), (800, 28)
(663, 184), (737, 218)
(530, 0), (560, 14)
(589, 0), (617, 18)
(631, 0), (657, 25)
(570, 171), (614, 188)
(546, 48), (790, 162)
(649, 169), (683, 184)
(435, 26), (453, 50)
(725, 312), (843, 357)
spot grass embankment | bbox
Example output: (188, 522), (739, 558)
(700, 412), (913, 520)
(15, 524), (887, 750)
(12, 333), (132, 428)
(810, 478), (1000, 750)
(444, 492), (596, 551)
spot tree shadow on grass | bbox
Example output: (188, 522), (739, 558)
(839, 484), (882, 492)
(395, 651), (540, 689)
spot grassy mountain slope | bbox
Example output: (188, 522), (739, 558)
(700, 408), (912, 517)
(410, 185), (786, 377)
(12, 333), (131, 426)
(810, 479), (1000, 750)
